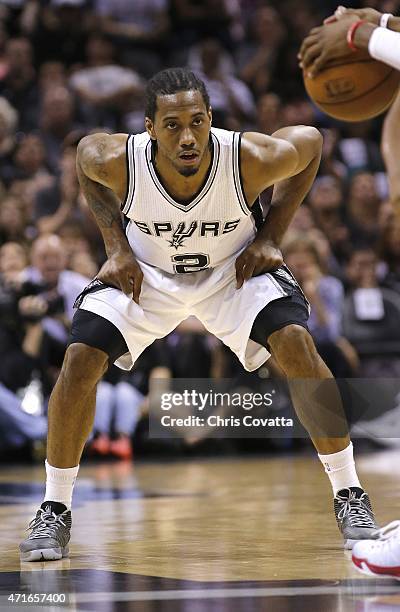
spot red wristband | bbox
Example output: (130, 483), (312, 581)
(347, 20), (366, 52)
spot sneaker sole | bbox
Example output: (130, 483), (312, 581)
(352, 554), (400, 579)
(20, 546), (69, 562)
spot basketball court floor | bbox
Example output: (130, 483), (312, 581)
(0, 451), (399, 611)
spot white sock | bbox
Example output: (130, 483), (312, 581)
(44, 460), (79, 509)
(318, 442), (361, 495)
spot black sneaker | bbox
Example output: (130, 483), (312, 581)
(19, 502), (71, 562)
(334, 487), (379, 550)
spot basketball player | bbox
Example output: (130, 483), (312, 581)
(20, 68), (378, 562)
(301, 7), (400, 578)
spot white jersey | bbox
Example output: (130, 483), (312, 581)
(121, 127), (262, 274)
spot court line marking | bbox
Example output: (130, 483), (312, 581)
(73, 585), (400, 603)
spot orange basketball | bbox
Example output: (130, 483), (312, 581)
(303, 53), (400, 122)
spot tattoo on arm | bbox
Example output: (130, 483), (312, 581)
(76, 137), (128, 254)
(82, 176), (122, 230)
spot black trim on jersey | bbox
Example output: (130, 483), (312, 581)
(232, 132), (251, 216)
(237, 132), (252, 213)
(122, 135), (136, 216)
(120, 135), (131, 211)
(145, 133), (220, 213)
(252, 197), (264, 231)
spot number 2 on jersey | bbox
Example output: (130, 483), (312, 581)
(171, 253), (210, 274)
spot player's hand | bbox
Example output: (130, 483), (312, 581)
(97, 249), (143, 304)
(235, 240), (283, 289)
(324, 6), (382, 26)
(299, 15), (359, 78)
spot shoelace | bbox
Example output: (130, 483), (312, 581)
(27, 509), (67, 540)
(337, 491), (375, 528)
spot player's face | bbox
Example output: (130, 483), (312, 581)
(146, 90), (212, 177)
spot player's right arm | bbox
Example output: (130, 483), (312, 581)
(76, 133), (143, 303)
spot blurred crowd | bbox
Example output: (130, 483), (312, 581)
(1, 0), (400, 460)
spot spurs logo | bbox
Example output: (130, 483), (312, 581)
(325, 78), (355, 98)
(167, 221), (198, 249)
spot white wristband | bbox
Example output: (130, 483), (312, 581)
(369, 27), (400, 71)
(380, 13), (393, 28)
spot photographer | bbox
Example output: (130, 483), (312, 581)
(24, 234), (89, 339)
(0, 242), (47, 452)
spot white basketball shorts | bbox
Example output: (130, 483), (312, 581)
(75, 258), (306, 372)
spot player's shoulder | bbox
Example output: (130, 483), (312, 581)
(240, 130), (297, 173)
(241, 130), (287, 156)
(77, 132), (128, 165)
(77, 132), (129, 184)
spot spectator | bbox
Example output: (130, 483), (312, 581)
(346, 172), (382, 247)
(39, 86), (79, 174)
(90, 376), (144, 461)
(69, 35), (143, 131)
(94, 0), (169, 77)
(319, 128), (347, 181)
(24, 234), (89, 346)
(189, 38), (255, 128)
(256, 93), (282, 135)
(38, 62), (67, 94)
(343, 247), (400, 377)
(0, 241), (47, 452)
(0, 96), (17, 175)
(34, 145), (80, 235)
(339, 122), (383, 173)
(284, 237), (354, 375)
(308, 176), (350, 262)
(29, 0), (90, 67)
(238, 6), (286, 97)
(0, 37), (38, 131)
(170, 0), (243, 59)
(0, 194), (28, 245)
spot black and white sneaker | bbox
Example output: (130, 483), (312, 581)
(19, 502), (71, 562)
(334, 487), (379, 550)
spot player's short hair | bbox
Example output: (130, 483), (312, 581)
(145, 67), (210, 120)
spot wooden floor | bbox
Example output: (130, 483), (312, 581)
(0, 451), (400, 611)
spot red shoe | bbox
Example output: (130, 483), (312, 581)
(89, 434), (111, 456)
(109, 435), (133, 461)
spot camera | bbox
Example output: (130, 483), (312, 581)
(0, 278), (65, 329)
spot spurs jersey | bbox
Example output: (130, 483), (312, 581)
(121, 127), (262, 274)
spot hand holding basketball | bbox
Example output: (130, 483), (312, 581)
(299, 13), (400, 121)
(299, 16), (359, 78)
(324, 6), (382, 25)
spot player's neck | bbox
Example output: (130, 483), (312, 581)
(154, 146), (212, 202)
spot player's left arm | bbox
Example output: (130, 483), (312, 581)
(236, 126), (322, 288)
(300, 9), (400, 77)
(382, 89), (400, 216)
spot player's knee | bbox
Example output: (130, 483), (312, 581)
(62, 343), (109, 386)
(269, 324), (317, 365)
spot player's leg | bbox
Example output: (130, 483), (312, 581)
(19, 309), (128, 562)
(258, 309), (378, 548)
(267, 323), (349, 455)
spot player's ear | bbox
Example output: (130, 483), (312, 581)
(208, 107), (212, 125)
(145, 117), (156, 140)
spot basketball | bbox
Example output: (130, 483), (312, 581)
(303, 54), (400, 121)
